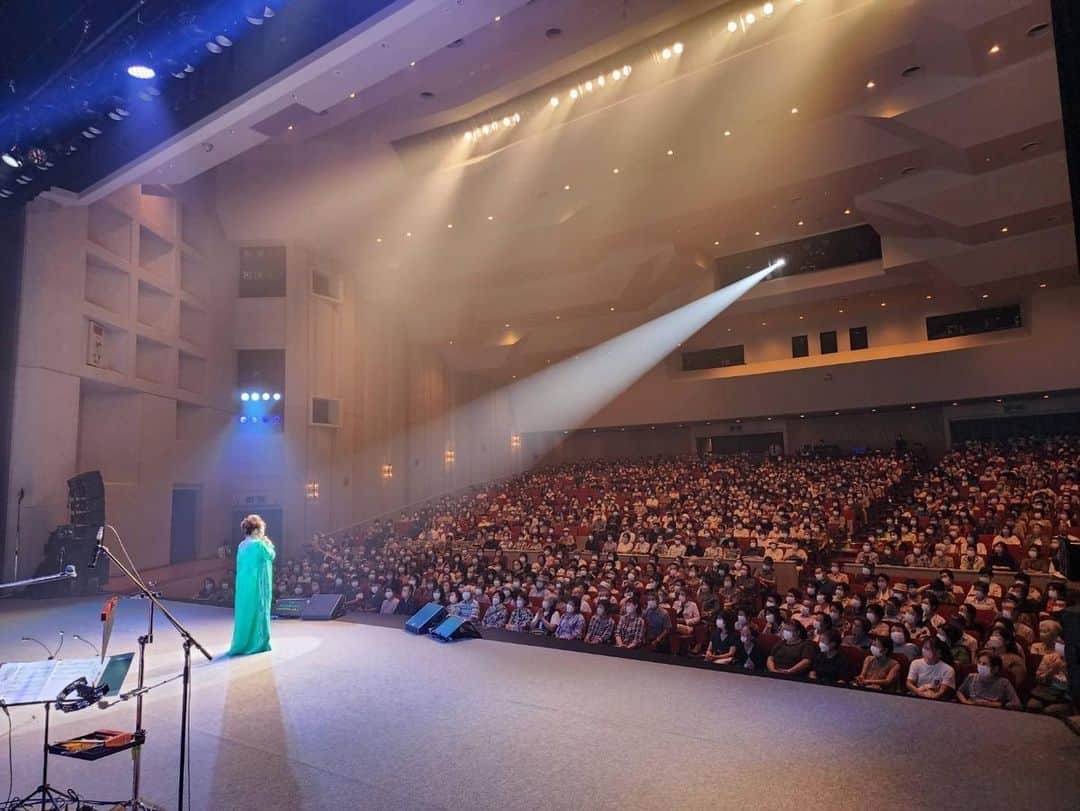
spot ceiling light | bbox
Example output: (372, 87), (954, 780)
(745, 12), (756, 25)
(754, 230), (761, 236)
(570, 88), (579, 100)
(797, 220), (804, 226)
(504, 323), (510, 328)
(464, 131), (473, 142)
(910, 405), (916, 410)
(866, 80), (876, 89)
(838, 308), (845, 313)
(409, 61), (416, 67)
(206, 41), (223, 54)
(612, 167), (620, 174)
(405, 231), (412, 237)
(761, 321), (767, 326)
(447, 223), (453, 229)
(375, 237), (382, 243)
(672, 42), (684, 55)
(880, 302), (887, 307)
(597, 75), (606, 87)
(791, 107), (799, 114)
(287, 124), (294, 131)
(609, 306), (615, 312)
(1038, 282), (1047, 288)
(494, 15), (501, 22)
(844, 208), (852, 215)
(988, 44), (1001, 54)
(1043, 394), (1050, 399)
(727, 21), (738, 33)
(799, 315), (805, 320)
(584, 80), (594, 92)
(714, 240), (720, 246)
(666, 149), (674, 156)
(1000, 226), (1009, 233)
(349, 92), (357, 99)
(661, 48), (672, 60)
(622, 65), (631, 77)
(724, 130), (732, 137)
(487, 215), (494, 221)
(549, 96), (559, 108)
(611, 70), (621, 81)
(127, 65), (155, 80)
(925, 294), (933, 300)
(981, 292), (989, 299)
(763, 3), (775, 15)
(555, 315), (561, 320)
(563, 184), (571, 191)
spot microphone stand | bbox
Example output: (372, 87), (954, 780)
(94, 534), (211, 811)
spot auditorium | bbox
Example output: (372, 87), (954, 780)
(1, 1), (1080, 809)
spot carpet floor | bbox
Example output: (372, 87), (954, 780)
(0, 596), (1078, 811)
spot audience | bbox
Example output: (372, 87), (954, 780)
(204, 436), (1073, 717)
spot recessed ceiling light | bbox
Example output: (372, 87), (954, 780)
(1000, 226), (1009, 233)
(549, 96), (559, 108)
(880, 302), (887, 307)
(375, 237), (383, 243)
(714, 240), (720, 246)
(981, 292), (989, 299)
(838, 308), (845, 313)
(925, 294), (933, 300)
(988, 44), (1001, 54)
(449, 339), (454, 344)
(504, 323), (510, 328)
(763, 2), (775, 15)
(570, 88), (579, 100)
(287, 124), (294, 131)
(563, 184), (571, 191)
(844, 208), (852, 215)
(727, 328), (733, 332)
(799, 315), (805, 320)
(834, 411), (840, 416)
(405, 231), (412, 237)
(409, 61), (416, 67)
(727, 20), (738, 33)
(1043, 394), (1050, 399)
(790, 107), (799, 114)
(761, 321), (767, 326)
(666, 149), (674, 156)
(673, 42), (684, 55)
(612, 167), (620, 174)
(797, 220), (804, 226)
(910, 405), (916, 410)
(661, 47), (673, 60)
(349, 92), (357, 99)
(1038, 282), (1047, 288)
(754, 230), (761, 236)
(447, 223), (453, 229)
(609, 306), (616, 311)
(487, 215), (494, 221)
(724, 130), (732, 137)
(866, 81), (876, 89)
(494, 15), (501, 22)
(555, 315), (561, 320)
(745, 12), (756, 25)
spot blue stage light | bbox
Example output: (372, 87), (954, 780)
(261, 392), (271, 401)
(240, 392), (250, 401)
(249, 391), (260, 401)
(1, 152), (20, 169)
(272, 416), (282, 423)
(240, 416), (248, 424)
(272, 392), (282, 401)
(127, 65), (156, 80)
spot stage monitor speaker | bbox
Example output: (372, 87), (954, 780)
(430, 616), (482, 642)
(272, 597), (308, 619)
(300, 593), (345, 621)
(405, 602), (447, 634)
(1060, 603), (1080, 709)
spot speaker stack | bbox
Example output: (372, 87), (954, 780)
(67, 470), (106, 593)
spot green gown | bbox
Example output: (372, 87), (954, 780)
(227, 537), (276, 656)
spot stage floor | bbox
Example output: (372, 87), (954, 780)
(1, 597), (1078, 810)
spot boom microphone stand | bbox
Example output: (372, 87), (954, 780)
(92, 526), (212, 811)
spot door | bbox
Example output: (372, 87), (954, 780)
(170, 488), (200, 563)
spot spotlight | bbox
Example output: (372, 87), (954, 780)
(215, 34), (234, 47)
(672, 42), (684, 55)
(261, 392), (271, 401)
(249, 391), (261, 401)
(549, 96), (559, 107)
(240, 416), (248, 424)
(745, 12), (756, 25)
(464, 131), (473, 142)
(206, 41), (223, 54)
(584, 80), (594, 92)
(273, 392), (282, 401)
(597, 75), (605, 87)
(611, 70), (621, 81)
(241, 392), (251, 402)
(621, 65), (631, 77)
(570, 88), (579, 99)
(727, 20), (738, 32)
(763, 2), (775, 15)
(127, 65), (156, 80)
(1, 151), (21, 169)
(661, 48), (672, 60)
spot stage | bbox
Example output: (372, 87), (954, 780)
(1, 597), (1078, 810)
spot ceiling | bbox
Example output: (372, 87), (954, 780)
(88, 0), (1077, 378)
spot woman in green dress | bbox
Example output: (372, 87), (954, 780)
(227, 514), (276, 656)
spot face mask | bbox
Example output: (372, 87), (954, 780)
(976, 664), (991, 678)
(830, 566), (840, 574)
(716, 619), (725, 629)
(870, 645), (883, 657)
(516, 599), (525, 608)
(785, 595), (796, 605)
(819, 642), (830, 653)
(385, 591), (393, 599)
(1055, 640), (1066, 655)
(891, 631), (905, 644)
(861, 568), (871, 576)
(781, 629), (794, 642)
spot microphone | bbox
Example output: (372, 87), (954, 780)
(89, 527), (105, 569)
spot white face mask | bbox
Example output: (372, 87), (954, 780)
(819, 641), (830, 653)
(891, 632), (905, 644)
(870, 645), (883, 657)
(976, 664), (991, 678)
(781, 629), (794, 642)
(1055, 640), (1066, 656)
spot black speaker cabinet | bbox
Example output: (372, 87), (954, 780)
(300, 593), (345, 621)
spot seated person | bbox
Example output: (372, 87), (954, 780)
(615, 602), (646, 650)
(855, 635), (901, 692)
(455, 587), (481, 621)
(737, 625), (769, 672)
(889, 624), (922, 661)
(1026, 636), (1071, 716)
(481, 592), (509, 628)
(555, 597), (586, 640)
(705, 613), (740, 665)
(810, 629), (853, 685)
(957, 652), (1021, 710)
(941, 622), (972, 666)
(906, 638), (956, 701)
(767, 621), (816, 678)
(531, 596), (561, 635)
(843, 617), (874, 651)
(642, 594), (673, 651)
(505, 595), (533, 632)
(394, 584), (419, 615)
(194, 577), (217, 601)
(584, 600), (616, 645)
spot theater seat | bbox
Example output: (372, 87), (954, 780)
(840, 645), (869, 676)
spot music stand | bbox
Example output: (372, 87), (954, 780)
(0, 654), (134, 811)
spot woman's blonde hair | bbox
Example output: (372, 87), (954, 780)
(241, 514), (267, 538)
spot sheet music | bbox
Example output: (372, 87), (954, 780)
(0, 657), (106, 705)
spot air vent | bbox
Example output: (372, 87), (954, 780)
(310, 397), (341, 427)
